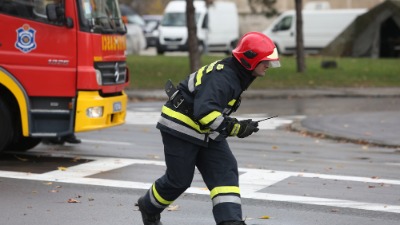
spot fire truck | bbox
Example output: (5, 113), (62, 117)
(0, 0), (129, 152)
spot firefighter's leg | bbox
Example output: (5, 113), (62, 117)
(139, 131), (199, 214)
(196, 139), (242, 224)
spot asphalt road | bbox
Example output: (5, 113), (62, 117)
(0, 97), (399, 225)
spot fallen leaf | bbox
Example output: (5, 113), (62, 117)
(14, 155), (28, 162)
(147, 154), (160, 159)
(67, 198), (80, 203)
(58, 167), (68, 171)
(43, 182), (53, 185)
(72, 157), (81, 162)
(259, 215), (270, 219)
(167, 205), (179, 211)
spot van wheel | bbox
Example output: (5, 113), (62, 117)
(274, 43), (281, 54)
(156, 46), (165, 55)
(0, 98), (13, 152)
(198, 42), (205, 55)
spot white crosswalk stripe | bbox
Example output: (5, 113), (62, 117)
(125, 111), (298, 130)
(1, 156), (399, 214)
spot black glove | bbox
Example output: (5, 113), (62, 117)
(236, 119), (259, 138)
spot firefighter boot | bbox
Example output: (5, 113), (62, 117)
(137, 197), (163, 225)
(64, 134), (82, 144)
(218, 221), (247, 225)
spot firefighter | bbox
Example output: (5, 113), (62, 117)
(136, 32), (280, 225)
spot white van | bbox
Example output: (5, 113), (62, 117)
(157, 0), (239, 54)
(263, 9), (367, 55)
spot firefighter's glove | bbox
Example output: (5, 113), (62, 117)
(232, 119), (259, 138)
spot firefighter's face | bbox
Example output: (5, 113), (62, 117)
(252, 61), (269, 77)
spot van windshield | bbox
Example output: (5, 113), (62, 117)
(161, 12), (200, 27)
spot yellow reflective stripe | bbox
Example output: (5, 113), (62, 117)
(152, 184), (173, 205)
(206, 60), (219, 73)
(195, 65), (207, 87)
(199, 111), (221, 125)
(216, 64), (224, 70)
(228, 99), (236, 106)
(162, 106), (209, 133)
(210, 186), (240, 199)
(230, 123), (240, 136)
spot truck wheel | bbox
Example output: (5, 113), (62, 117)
(7, 137), (41, 152)
(5, 103), (41, 152)
(0, 98), (13, 152)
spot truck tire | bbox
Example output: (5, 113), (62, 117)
(0, 98), (13, 152)
(7, 137), (41, 152)
(5, 101), (41, 152)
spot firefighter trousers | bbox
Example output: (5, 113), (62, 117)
(140, 131), (242, 224)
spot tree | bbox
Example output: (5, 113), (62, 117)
(248, 0), (278, 18)
(295, 0), (306, 72)
(186, 0), (201, 72)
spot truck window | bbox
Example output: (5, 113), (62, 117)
(273, 16), (292, 32)
(0, 0), (65, 26)
(78, 0), (126, 34)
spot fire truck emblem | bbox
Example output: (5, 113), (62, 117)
(114, 62), (120, 82)
(15, 24), (37, 53)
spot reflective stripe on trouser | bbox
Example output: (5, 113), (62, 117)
(140, 131), (242, 223)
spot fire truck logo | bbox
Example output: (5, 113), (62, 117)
(114, 62), (120, 82)
(15, 24), (37, 53)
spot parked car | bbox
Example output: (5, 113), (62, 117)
(119, 4), (147, 54)
(143, 15), (162, 48)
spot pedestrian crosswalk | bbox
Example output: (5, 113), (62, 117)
(1, 156), (399, 214)
(125, 111), (300, 130)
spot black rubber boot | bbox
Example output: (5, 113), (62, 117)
(137, 197), (163, 225)
(64, 134), (82, 144)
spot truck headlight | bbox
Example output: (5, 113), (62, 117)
(86, 106), (103, 118)
(95, 69), (102, 85)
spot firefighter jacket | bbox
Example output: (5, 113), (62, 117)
(157, 56), (256, 147)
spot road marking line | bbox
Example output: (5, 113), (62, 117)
(1, 157), (399, 214)
(81, 139), (133, 146)
(125, 111), (295, 130)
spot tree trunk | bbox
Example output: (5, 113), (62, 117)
(186, 0), (201, 72)
(295, 0), (306, 73)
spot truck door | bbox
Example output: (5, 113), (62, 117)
(0, 0), (77, 97)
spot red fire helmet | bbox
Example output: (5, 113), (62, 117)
(232, 32), (280, 70)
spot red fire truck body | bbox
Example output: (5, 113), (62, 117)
(0, 0), (130, 152)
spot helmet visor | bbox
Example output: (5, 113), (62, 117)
(268, 60), (281, 68)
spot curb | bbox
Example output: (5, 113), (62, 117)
(288, 119), (400, 149)
(126, 88), (400, 101)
